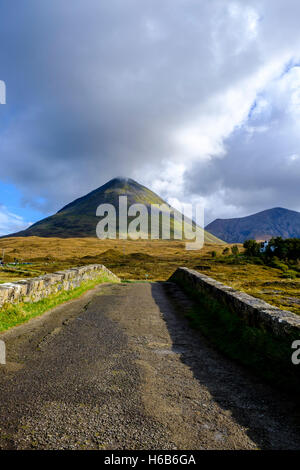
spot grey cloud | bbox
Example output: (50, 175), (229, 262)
(0, 0), (300, 217)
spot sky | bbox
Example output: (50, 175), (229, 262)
(0, 0), (300, 235)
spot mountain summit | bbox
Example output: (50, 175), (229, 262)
(6, 178), (223, 243)
(205, 207), (300, 243)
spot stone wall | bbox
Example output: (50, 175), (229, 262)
(169, 267), (300, 341)
(0, 264), (120, 308)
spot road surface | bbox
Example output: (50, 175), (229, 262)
(0, 281), (299, 450)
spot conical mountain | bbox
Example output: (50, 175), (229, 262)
(5, 177), (224, 243)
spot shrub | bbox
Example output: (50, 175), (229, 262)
(268, 237), (300, 261)
(243, 239), (260, 257)
(231, 245), (239, 256)
(281, 270), (298, 279)
(270, 257), (289, 272)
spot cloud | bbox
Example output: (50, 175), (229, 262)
(0, 0), (299, 221)
(185, 63), (300, 223)
(0, 206), (31, 236)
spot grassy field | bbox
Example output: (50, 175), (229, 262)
(0, 236), (299, 314)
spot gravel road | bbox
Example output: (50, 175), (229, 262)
(0, 281), (299, 450)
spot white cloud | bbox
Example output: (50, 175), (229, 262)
(0, 206), (31, 236)
(186, 63), (300, 223)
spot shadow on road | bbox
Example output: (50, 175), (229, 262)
(151, 281), (300, 450)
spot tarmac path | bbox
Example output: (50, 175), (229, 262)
(0, 281), (299, 450)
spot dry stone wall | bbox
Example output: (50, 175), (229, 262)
(0, 264), (120, 308)
(169, 267), (300, 341)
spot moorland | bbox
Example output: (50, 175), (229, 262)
(0, 236), (299, 315)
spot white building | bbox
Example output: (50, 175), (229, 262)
(260, 241), (275, 253)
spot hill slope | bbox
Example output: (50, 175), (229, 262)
(205, 207), (300, 243)
(6, 178), (223, 243)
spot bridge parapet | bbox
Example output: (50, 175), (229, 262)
(0, 264), (120, 308)
(169, 267), (300, 341)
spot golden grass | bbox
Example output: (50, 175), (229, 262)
(0, 237), (299, 314)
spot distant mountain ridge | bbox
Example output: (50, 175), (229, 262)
(205, 207), (300, 243)
(5, 177), (223, 244)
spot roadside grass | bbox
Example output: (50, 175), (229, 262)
(0, 274), (117, 332)
(178, 283), (300, 394)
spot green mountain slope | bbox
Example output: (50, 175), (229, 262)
(205, 207), (300, 243)
(6, 177), (224, 243)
